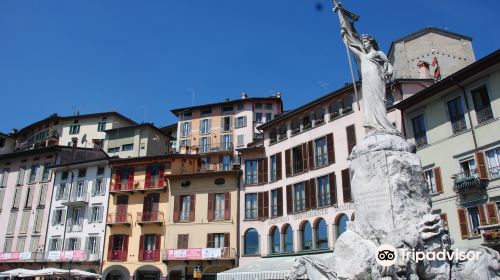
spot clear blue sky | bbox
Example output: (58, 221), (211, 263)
(1, 0), (499, 132)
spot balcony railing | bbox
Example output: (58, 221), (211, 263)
(451, 118), (467, 134)
(0, 251), (100, 262)
(67, 221), (84, 232)
(109, 250), (127, 261)
(415, 134), (428, 148)
(476, 106), (494, 124)
(15, 131), (59, 151)
(479, 224), (500, 245)
(62, 192), (90, 205)
(139, 249), (161, 261)
(111, 179), (165, 193)
(107, 213), (132, 225)
(453, 169), (487, 193)
(137, 211), (164, 225)
(162, 247), (236, 261)
(490, 166), (500, 180)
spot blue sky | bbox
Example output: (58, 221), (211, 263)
(1, 0), (499, 132)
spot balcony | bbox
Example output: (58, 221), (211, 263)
(139, 249), (161, 261)
(479, 224), (500, 246)
(453, 169), (487, 193)
(108, 250), (127, 262)
(15, 130), (59, 151)
(476, 106), (494, 124)
(137, 211), (164, 225)
(196, 142), (234, 154)
(0, 251), (100, 262)
(110, 179), (165, 194)
(451, 118), (467, 134)
(162, 247), (236, 261)
(67, 222), (84, 232)
(107, 213), (132, 226)
(62, 192), (90, 206)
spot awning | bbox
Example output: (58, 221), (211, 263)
(217, 252), (334, 280)
(0, 269), (36, 278)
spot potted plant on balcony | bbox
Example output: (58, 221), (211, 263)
(330, 111), (339, 120)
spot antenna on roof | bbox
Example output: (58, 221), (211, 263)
(187, 88), (195, 106)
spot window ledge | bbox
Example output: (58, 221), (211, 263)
(329, 110), (354, 122)
(242, 254), (261, 257)
(474, 117), (498, 129)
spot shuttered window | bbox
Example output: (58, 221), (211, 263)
(245, 193), (258, 219)
(20, 211), (30, 233)
(341, 169), (352, 203)
(12, 187), (21, 209)
(257, 158), (268, 184)
(257, 192), (269, 219)
(25, 186), (34, 208)
(346, 125), (356, 155)
(34, 209), (43, 233)
(270, 188), (283, 217)
(7, 213), (17, 234)
(16, 166), (26, 185)
(38, 184), (48, 207)
(3, 238), (13, 252)
(0, 189), (5, 210)
(0, 168), (9, 187)
(177, 234), (189, 249)
(29, 236), (39, 252)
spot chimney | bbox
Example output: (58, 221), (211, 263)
(275, 91), (282, 98)
(241, 92), (248, 99)
(417, 61), (431, 78)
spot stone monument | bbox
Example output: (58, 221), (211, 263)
(285, 1), (500, 279)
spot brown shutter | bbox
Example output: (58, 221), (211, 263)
(189, 194), (196, 222)
(302, 143), (308, 170)
(224, 233), (230, 248)
(457, 208), (469, 238)
(114, 171), (121, 190)
(258, 159), (264, 184)
(308, 141), (314, 169)
(439, 213), (448, 226)
(475, 152), (489, 179)
(263, 191), (269, 219)
(144, 167), (151, 189)
(285, 149), (291, 177)
(434, 167), (443, 193)
(122, 235), (129, 261)
(207, 193), (214, 221)
(154, 235), (161, 261)
(276, 152), (282, 180)
(158, 167), (165, 189)
(346, 125), (356, 155)
(478, 205), (487, 226)
(341, 169), (352, 203)
(327, 133), (335, 164)
(277, 187), (283, 216)
(127, 168), (134, 190)
(304, 180), (311, 210)
(107, 235), (113, 260)
(329, 173), (337, 205)
(138, 235), (144, 261)
(224, 192), (231, 220)
(206, 234), (214, 248)
(286, 185), (293, 214)
(264, 158), (268, 183)
(258, 192), (264, 219)
(309, 178), (316, 209)
(485, 202), (499, 224)
(173, 196), (180, 222)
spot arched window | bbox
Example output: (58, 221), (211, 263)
(316, 218), (328, 249)
(337, 214), (349, 237)
(244, 228), (259, 256)
(271, 227), (280, 253)
(301, 221), (312, 251)
(283, 224), (294, 253)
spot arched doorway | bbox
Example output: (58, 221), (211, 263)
(314, 218), (329, 249)
(135, 265), (162, 280)
(103, 265), (130, 280)
(300, 220), (312, 251)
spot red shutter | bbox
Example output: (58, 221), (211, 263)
(327, 133), (335, 164)
(173, 196), (180, 223)
(285, 149), (291, 177)
(302, 143), (308, 171)
(224, 192), (231, 220)
(434, 167), (443, 193)
(440, 213), (448, 226)
(346, 125), (356, 155)
(155, 235), (161, 261)
(341, 169), (352, 203)
(276, 152), (282, 180)
(263, 191), (269, 219)
(189, 194), (196, 222)
(304, 180), (311, 210)
(224, 233), (230, 248)
(207, 193), (214, 221)
(107, 235), (113, 260)
(308, 141), (314, 169)
(277, 187), (283, 216)
(329, 173), (337, 205)
(144, 167), (151, 189)
(309, 178), (316, 209)
(457, 208), (469, 238)
(114, 171), (121, 191)
(475, 152), (489, 179)
(127, 168), (134, 190)
(158, 167), (165, 189)
(138, 235), (144, 261)
(207, 234), (214, 248)
(286, 185), (293, 214)
(485, 202), (499, 224)
(478, 205), (487, 226)
(122, 235), (129, 261)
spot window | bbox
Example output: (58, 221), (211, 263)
(459, 158), (477, 179)
(302, 115), (312, 130)
(20, 211), (30, 233)
(317, 176), (330, 207)
(222, 116), (232, 131)
(214, 193), (225, 220)
(34, 209), (43, 232)
(424, 169), (437, 193)
(447, 97), (467, 134)
(0, 189), (5, 210)
(93, 178), (105, 196)
(270, 155), (277, 182)
(25, 186), (34, 208)
(122, 144), (134, 151)
(222, 106), (233, 114)
(201, 108), (212, 116)
(292, 146), (304, 174)
(200, 137), (210, 153)
(16, 166), (26, 185)
(316, 219), (328, 249)
(329, 100), (342, 119)
(97, 166), (105, 176)
(200, 119), (210, 135)
(179, 195), (191, 221)
(29, 236), (39, 252)
(346, 125), (356, 155)
(87, 236), (100, 256)
(256, 113), (263, 123)
(180, 122), (191, 137)
(411, 114), (427, 147)
(222, 135), (232, 151)
(337, 214), (349, 237)
(300, 221), (312, 250)
(245, 193), (258, 219)
(0, 169), (9, 188)
(314, 108), (325, 125)
(244, 228), (259, 255)
(56, 184), (68, 200)
(237, 135), (244, 147)
(7, 213), (17, 234)
(471, 85), (493, 123)
(110, 235), (128, 261)
(235, 116), (246, 128)
(98, 118), (107, 132)
(66, 238), (80, 251)
(222, 155), (232, 171)
(468, 207), (481, 235)
(41, 164), (51, 181)
(270, 227), (280, 253)
(48, 238), (60, 251)
(255, 103), (263, 109)
(69, 207), (84, 232)
(486, 148), (500, 179)
(315, 137), (328, 167)
(28, 165), (39, 184)
(284, 224), (294, 253)
(77, 168), (86, 178)
(207, 233), (226, 248)
(237, 103), (244, 111)
(108, 147), (120, 153)
(90, 205), (103, 223)
(52, 209), (65, 225)
(177, 234), (189, 249)
(17, 238), (27, 253)
(245, 160), (258, 185)
(294, 182), (306, 212)
(12, 187), (21, 208)
(271, 189), (279, 217)
(182, 111), (192, 120)
(265, 113), (272, 123)
(4, 238), (13, 252)
(69, 121), (80, 135)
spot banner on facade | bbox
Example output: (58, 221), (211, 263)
(202, 248), (221, 259)
(47, 251), (61, 261)
(0, 252), (20, 261)
(167, 248), (221, 260)
(19, 252), (32, 260)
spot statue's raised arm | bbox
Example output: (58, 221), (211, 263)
(333, 1), (364, 59)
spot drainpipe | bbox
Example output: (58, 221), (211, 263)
(450, 77), (478, 150)
(42, 149), (61, 268)
(61, 166), (75, 254)
(100, 162), (111, 276)
(235, 151), (241, 267)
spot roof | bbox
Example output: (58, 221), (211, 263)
(109, 153), (198, 165)
(105, 123), (169, 137)
(388, 27), (472, 58)
(170, 96), (283, 115)
(393, 49), (500, 110)
(0, 132), (14, 139)
(0, 145), (95, 161)
(258, 83), (359, 130)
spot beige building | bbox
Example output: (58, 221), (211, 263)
(394, 49), (500, 250)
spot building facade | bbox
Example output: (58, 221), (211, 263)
(104, 124), (170, 158)
(395, 50), (500, 250)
